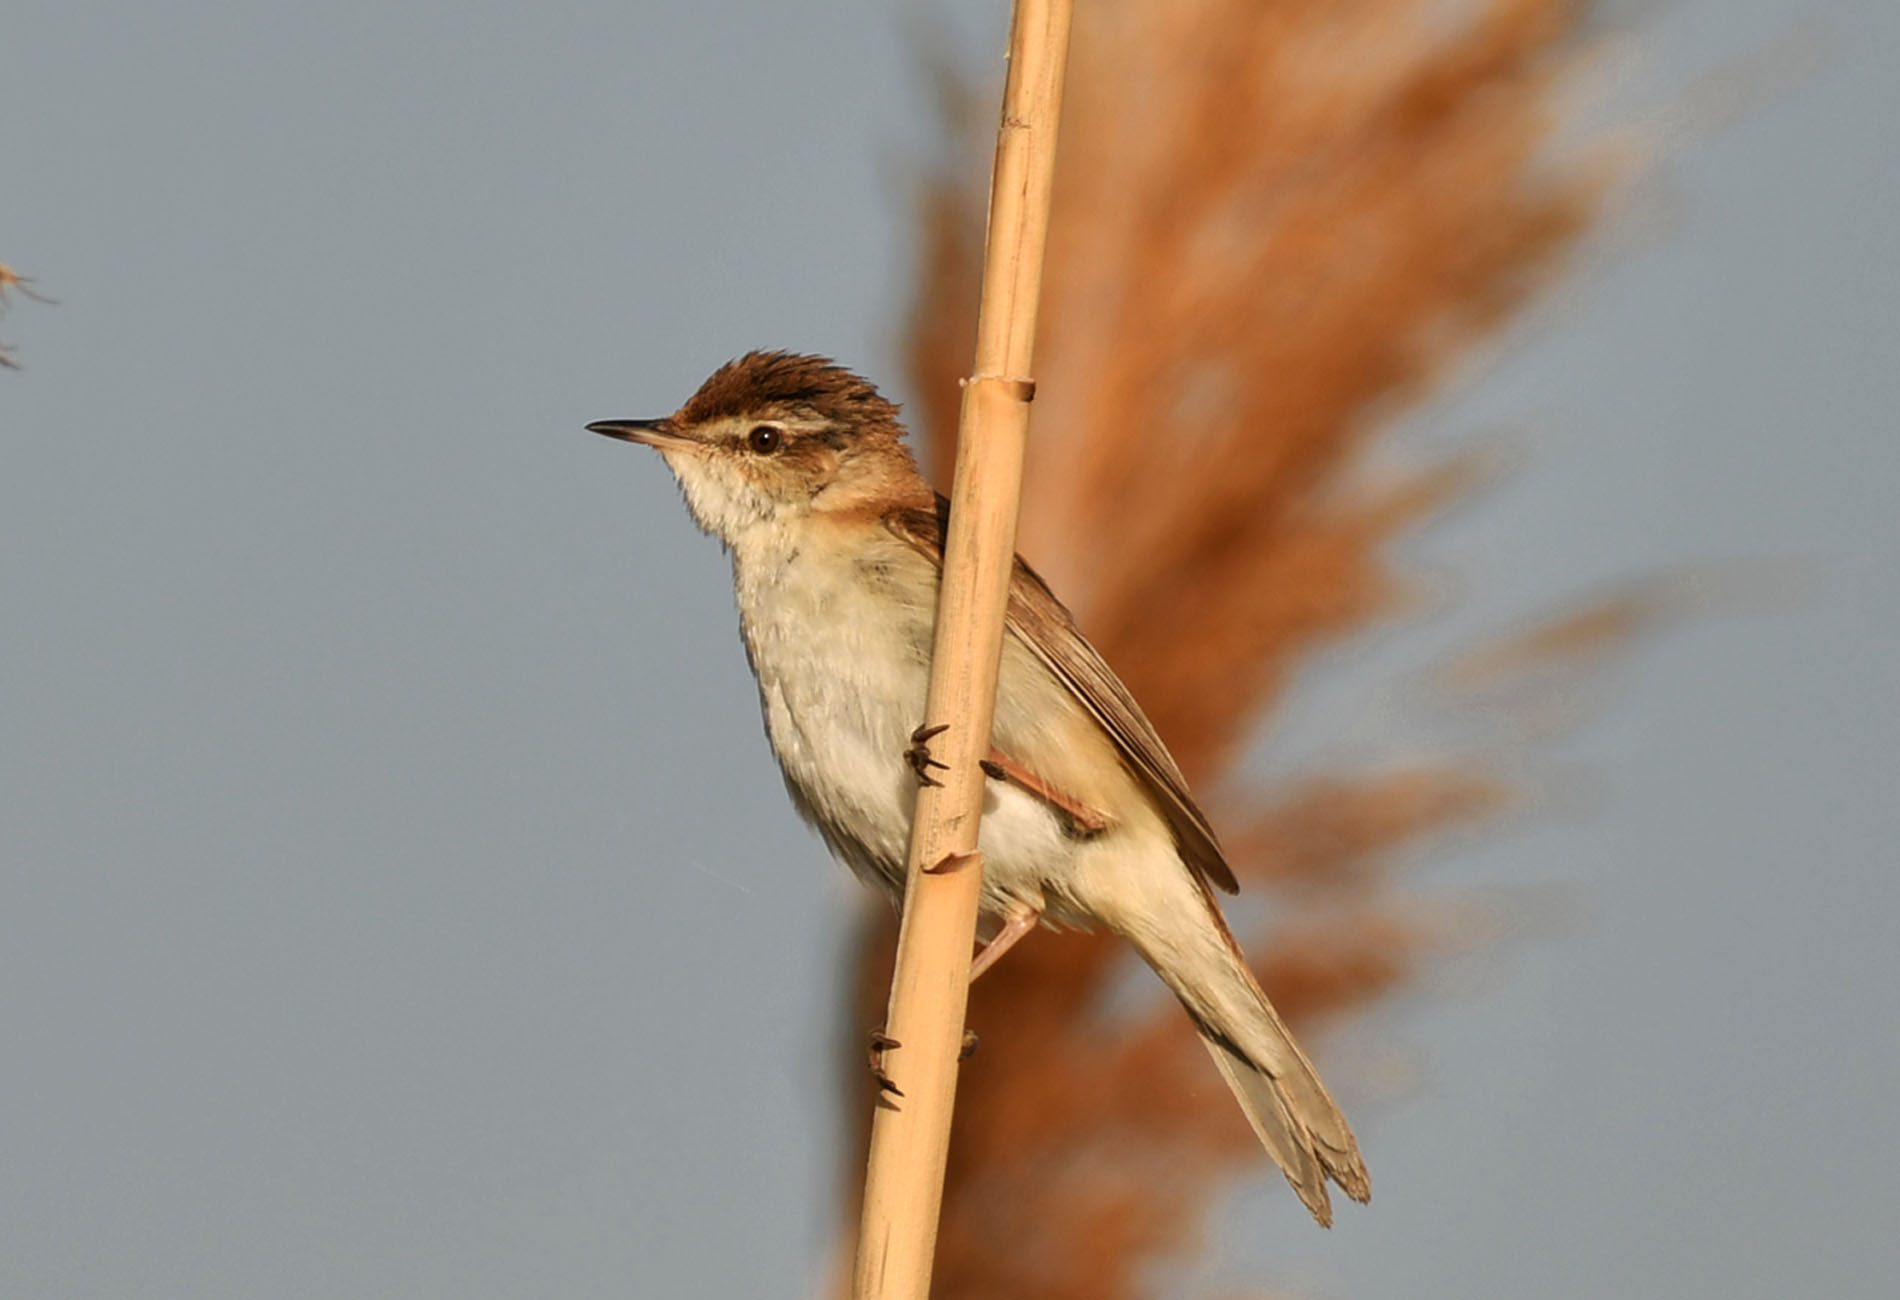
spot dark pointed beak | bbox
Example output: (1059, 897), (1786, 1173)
(587, 417), (691, 448)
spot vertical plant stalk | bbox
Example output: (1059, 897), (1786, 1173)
(850, 3), (1073, 1299)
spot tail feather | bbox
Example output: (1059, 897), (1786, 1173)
(1202, 1037), (1336, 1224)
(1124, 899), (1371, 1225)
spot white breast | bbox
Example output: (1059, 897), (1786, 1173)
(727, 521), (1072, 917)
(737, 527), (927, 877)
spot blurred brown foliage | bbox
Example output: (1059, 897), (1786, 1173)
(846, 1), (1628, 1296)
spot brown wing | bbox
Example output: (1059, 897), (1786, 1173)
(884, 498), (1238, 895)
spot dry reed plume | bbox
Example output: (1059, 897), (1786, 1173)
(841, 1), (1631, 1296)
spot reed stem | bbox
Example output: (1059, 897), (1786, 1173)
(849, 3), (1073, 1298)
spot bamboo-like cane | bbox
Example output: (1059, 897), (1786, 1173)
(850, 3), (1073, 1298)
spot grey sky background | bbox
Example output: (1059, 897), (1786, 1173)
(3, 2), (1895, 1298)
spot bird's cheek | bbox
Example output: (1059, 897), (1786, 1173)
(669, 457), (775, 538)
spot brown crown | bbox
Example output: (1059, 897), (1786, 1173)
(678, 351), (904, 431)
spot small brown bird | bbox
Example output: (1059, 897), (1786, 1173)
(590, 351), (1369, 1224)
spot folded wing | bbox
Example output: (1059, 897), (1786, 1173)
(883, 498), (1238, 896)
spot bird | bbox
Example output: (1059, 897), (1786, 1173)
(589, 350), (1369, 1225)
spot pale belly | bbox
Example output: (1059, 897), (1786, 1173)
(733, 540), (1079, 921)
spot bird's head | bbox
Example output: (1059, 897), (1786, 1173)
(590, 351), (927, 544)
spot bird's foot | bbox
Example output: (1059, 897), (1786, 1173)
(867, 1029), (904, 1098)
(905, 722), (950, 788)
(866, 1027), (977, 1087)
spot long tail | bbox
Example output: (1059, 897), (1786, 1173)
(1122, 900), (1371, 1226)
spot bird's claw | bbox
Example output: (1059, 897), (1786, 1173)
(868, 1029), (904, 1098)
(905, 722), (951, 787)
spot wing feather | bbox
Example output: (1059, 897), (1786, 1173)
(883, 499), (1239, 895)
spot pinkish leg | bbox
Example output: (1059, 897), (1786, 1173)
(982, 749), (1110, 834)
(970, 908), (1039, 982)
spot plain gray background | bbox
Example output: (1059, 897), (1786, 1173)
(4, 2), (1895, 1297)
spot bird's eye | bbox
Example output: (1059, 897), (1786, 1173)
(746, 424), (784, 455)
